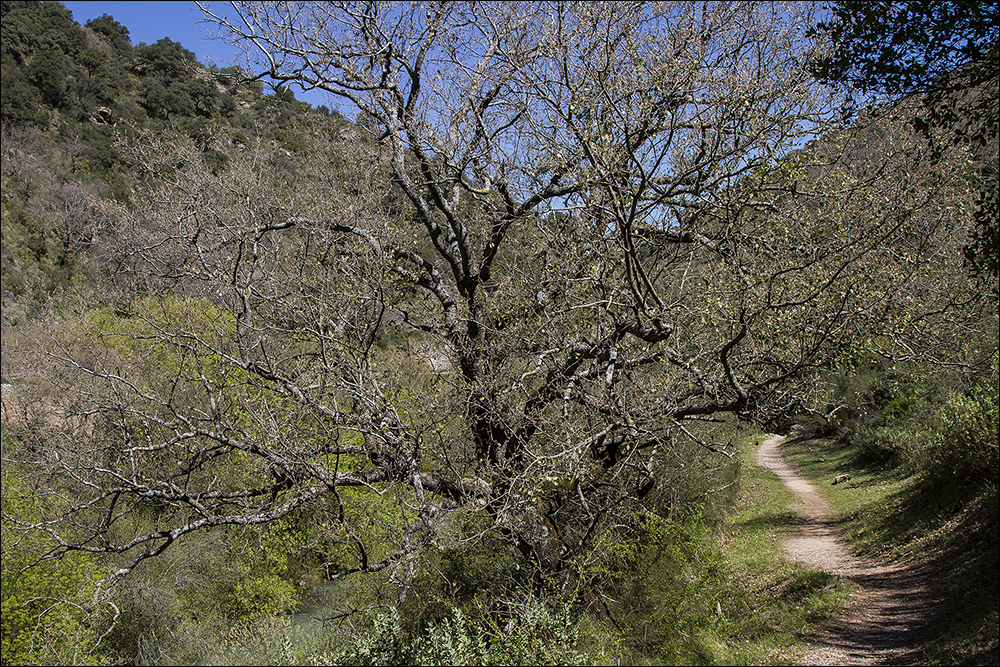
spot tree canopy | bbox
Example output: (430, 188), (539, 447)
(809, 0), (999, 290)
(809, 0), (999, 98)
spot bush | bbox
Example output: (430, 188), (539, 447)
(851, 422), (920, 463)
(324, 604), (590, 666)
(1, 462), (112, 665)
(593, 508), (728, 664)
(98, 522), (301, 664)
(916, 367), (999, 486)
(844, 356), (999, 485)
(203, 603), (592, 666)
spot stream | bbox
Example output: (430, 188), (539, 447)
(289, 577), (346, 632)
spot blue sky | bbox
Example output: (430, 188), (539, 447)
(61, 1), (331, 108)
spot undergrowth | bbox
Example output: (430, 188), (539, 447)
(782, 359), (999, 665)
(195, 431), (853, 666)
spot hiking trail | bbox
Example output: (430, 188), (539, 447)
(756, 434), (940, 665)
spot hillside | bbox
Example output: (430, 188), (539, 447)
(2, 0), (353, 324)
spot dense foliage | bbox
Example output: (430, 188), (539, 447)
(810, 0), (999, 292)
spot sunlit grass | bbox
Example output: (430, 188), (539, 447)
(781, 435), (999, 665)
(705, 435), (851, 666)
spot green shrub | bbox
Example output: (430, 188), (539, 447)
(274, 127), (310, 152)
(98, 521), (302, 664)
(851, 422), (920, 463)
(323, 604), (589, 666)
(202, 148), (230, 174)
(840, 354), (999, 487)
(916, 367), (999, 485)
(205, 603), (592, 666)
(593, 508), (729, 664)
(1, 463), (111, 665)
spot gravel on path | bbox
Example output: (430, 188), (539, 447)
(756, 435), (940, 666)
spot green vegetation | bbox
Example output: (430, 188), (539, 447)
(2, 2), (997, 665)
(782, 358), (999, 665)
(1, 462), (110, 666)
(204, 604), (603, 666)
(708, 437), (851, 666)
(0, 0), (338, 319)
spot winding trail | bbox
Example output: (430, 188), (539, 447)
(756, 435), (940, 666)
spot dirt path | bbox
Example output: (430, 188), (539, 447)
(756, 435), (940, 666)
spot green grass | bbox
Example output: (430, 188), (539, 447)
(781, 436), (915, 560)
(703, 435), (852, 665)
(781, 435), (999, 665)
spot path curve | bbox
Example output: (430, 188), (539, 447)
(756, 435), (939, 666)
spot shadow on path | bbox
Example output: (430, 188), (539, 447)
(756, 435), (941, 666)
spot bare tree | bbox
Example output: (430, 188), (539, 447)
(2, 1), (986, 611)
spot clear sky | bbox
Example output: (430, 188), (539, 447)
(61, 1), (331, 108)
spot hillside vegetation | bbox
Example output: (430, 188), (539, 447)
(2, 2), (997, 665)
(781, 355), (998, 664)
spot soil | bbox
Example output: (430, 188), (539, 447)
(756, 434), (943, 666)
